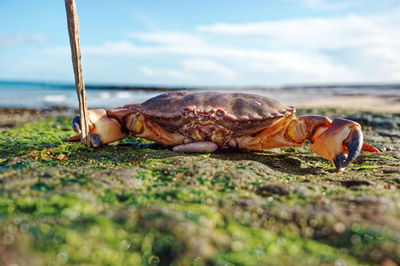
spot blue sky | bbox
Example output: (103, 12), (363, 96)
(1, 0), (399, 86)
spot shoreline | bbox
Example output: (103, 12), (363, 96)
(1, 94), (399, 113)
(2, 80), (400, 90)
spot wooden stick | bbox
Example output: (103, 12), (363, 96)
(64, 0), (91, 147)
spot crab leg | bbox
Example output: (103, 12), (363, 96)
(230, 115), (377, 171)
(228, 113), (302, 150)
(173, 141), (218, 153)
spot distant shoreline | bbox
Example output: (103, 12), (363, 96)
(1, 80), (400, 92)
(0, 94), (399, 113)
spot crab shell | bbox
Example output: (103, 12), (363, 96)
(109, 92), (296, 145)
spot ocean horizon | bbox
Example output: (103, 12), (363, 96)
(1, 80), (399, 110)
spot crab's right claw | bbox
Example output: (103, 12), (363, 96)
(65, 109), (126, 148)
(332, 126), (363, 171)
(310, 118), (365, 172)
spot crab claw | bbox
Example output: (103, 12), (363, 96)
(310, 118), (363, 172)
(333, 126), (363, 171)
(72, 115), (81, 134)
(66, 109), (126, 148)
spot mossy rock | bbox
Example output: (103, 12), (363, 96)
(1, 110), (400, 265)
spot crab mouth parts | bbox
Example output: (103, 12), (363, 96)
(181, 122), (232, 146)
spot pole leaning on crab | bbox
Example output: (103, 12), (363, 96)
(64, 0), (90, 147)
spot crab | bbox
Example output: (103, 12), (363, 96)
(65, 91), (378, 171)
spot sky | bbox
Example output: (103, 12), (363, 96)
(0, 0), (399, 87)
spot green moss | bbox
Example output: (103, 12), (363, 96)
(352, 165), (382, 170)
(213, 222), (361, 266)
(364, 156), (398, 162)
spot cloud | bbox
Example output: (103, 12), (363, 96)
(182, 58), (235, 78)
(41, 7), (400, 85)
(196, 12), (400, 50)
(75, 39), (357, 84)
(140, 65), (190, 80)
(140, 59), (235, 84)
(0, 32), (48, 47)
(195, 8), (400, 83)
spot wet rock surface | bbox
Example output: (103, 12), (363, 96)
(0, 109), (400, 265)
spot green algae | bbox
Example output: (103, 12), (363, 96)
(1, 113), (400, 265)
(352, 165), (383, 171)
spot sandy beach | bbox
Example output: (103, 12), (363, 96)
(297, 95), (400, 113)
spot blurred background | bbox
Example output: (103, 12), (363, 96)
(0, 0), (399, 109)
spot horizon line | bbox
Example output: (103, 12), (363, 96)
(1, 79), (400, 91)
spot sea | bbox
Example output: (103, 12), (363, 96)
(0, 81), (164, 109)
(1, 80), (399, 110)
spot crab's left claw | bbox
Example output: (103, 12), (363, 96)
(64, 109), (127, 148)
(310, 118), (365, 172)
